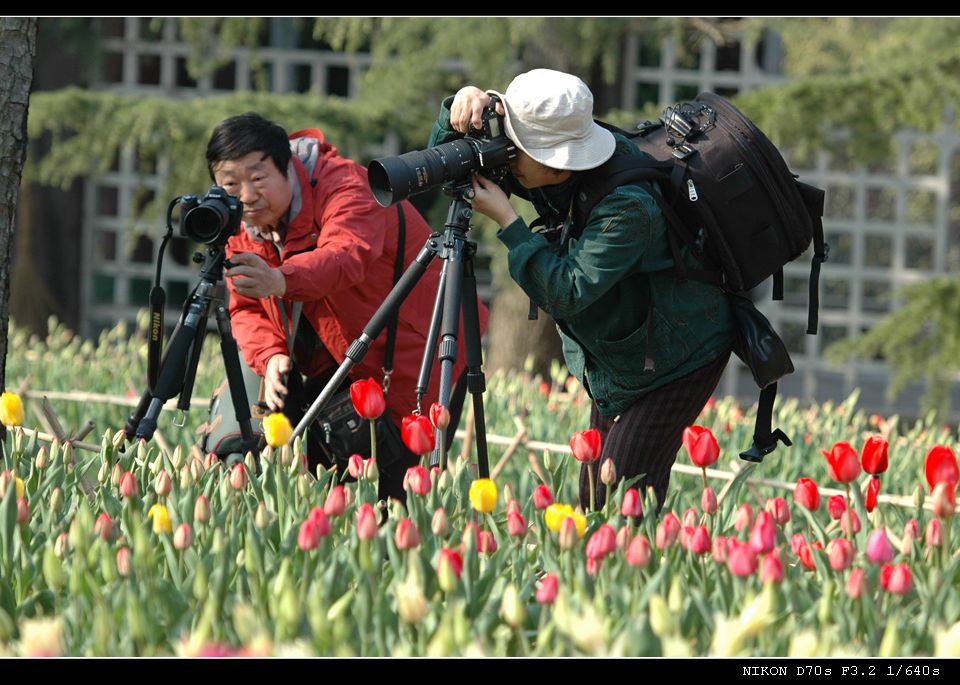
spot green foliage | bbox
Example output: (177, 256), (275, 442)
(825, 278), (960, 419)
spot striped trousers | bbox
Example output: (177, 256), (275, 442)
(579, 350), (731, 514)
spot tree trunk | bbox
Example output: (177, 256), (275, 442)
(484, 280), (564, 379)
(0, 18), (38, 441)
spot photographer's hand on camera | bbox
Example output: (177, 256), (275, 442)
(264, 353), (292, 410)
(226, 252), (287, 299)
(450, 86), (505, 134)
(468, 173), (518, 228)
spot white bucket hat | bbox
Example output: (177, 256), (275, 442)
(487, 69), (615, 171)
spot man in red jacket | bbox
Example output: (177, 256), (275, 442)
(206, 113), (488, 496)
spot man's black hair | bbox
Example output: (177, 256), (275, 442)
(206, 112), (291, 180)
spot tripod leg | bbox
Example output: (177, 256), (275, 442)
(292, 240), (440, 440)
(429, 241), (466, 470)
(416, 261), (447, 403)
(459, 257), (489, 478)
(215, 301), (258, 455)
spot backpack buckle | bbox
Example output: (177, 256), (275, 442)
(672, 144), (695, 160)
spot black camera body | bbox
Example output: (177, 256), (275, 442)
(367, 98), (516, 207)
(179, 186), (243, 245)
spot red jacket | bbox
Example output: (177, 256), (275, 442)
(225, 129), (489, 425)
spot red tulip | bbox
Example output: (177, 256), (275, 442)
(828, 538), (855, 571)
(841, 509), (861, 536)
(347, 453), (364, 479)
(626, 535), (652, 567)
(438, 547), (463, 579)
(428, 402), (450, 430)
(880, 563), (893, 590)
(794, 478), (821, 511)
(847, 568), (868, 599)
(827, 495), (847, 520)
(791, 533), (807, 556)
(726, 540), (758, 577)
(925, 445), (959, 492)
(395, 519), (420, 550)
(94, 513), (114, 541)
(533, 484), (554, 510)
(682, 425), (720, 468)
(690, 526), (711, 555)
(766, 497), (790, 526)
(798, 540), (822, 570)
(760, 551), (784, 584)
(569, 429), (602, 463)
(536, 574), (559, 604)
(822, 441), (861, 483)
(507, 510), (527, 538)
(926, 518), (943, 547)
(403, 465), (431, 497)
(700, 486), (718, 516)
(886, 563), (912, 595)
(506, 499), (522, 517)
(932, 482), (956, 519)
(711, 535), (728, 563)
(586, 524), (617, 561)
(401, 414), (435, 456)
(308, 506), (331, 537)
(656, 512), (681, 548)
(621, 488), (642, 518)
(324, 485), (346, 517)
(16, 499), (29, 525)
(298, 519), (322, 550)
(349, 378), (386, 419)
(733, 503), (754, 532)
(861, 436), (889, 475)
(478, 530), (497, 555)
(749, 511), (776, 554)
(119, 471), (138, 499)
(356, 504), (378, 541)
(904, 518), (920, 540)
(865, 477), (881, 513)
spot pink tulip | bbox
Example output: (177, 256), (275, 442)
(395, 519), (420, 550)
(478, 530), (497, 555)
(866, 528), (894, 565)
(886, 563), (912, 595)
(827, 494), (846, 521)
(701, 487), (718, 515)
(431, 507), (450, 537)
(621, 488), (642, 518)
(734, 503), (754, 532)
(348, 453), (364, 479)
(323, 485), (346, 517)
(586, 524), (617, 561)
(847, 568), (868, 599)
(690, 526), (711, 555)
(626, 535), (652, 567)
(827, 538), (856, 571)
(428, 402), (450, 430)
(533, 484), (554, 510)
(726, 540), (758, 577)
(536, 574), (559, 604)
(119, 471), (138, 499)
(749, 511), (777, 554)
(766, 497), (790, 526)
(94, 513), (114, 541)
(356, 504), (378, 541)
(403, 465), (431, 497)
(507, 510), (527, 538)
(760, 551), (784, 584)
(926, 518), (942, 547)
(841, 509), (861, 536)
(712, 535), (728, 563)
(656, 512), (681, 548)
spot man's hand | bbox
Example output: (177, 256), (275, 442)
(450, 86), (506, 134)
(227, 252), (286, 299)
(264, 354), (292, 411)
(468, 173), (518, 228)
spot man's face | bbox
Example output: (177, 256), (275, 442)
(509, 149), (569, 189)
(212, 151), (293, 231)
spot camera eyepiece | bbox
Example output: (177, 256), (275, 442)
(180, 186), (243, 245)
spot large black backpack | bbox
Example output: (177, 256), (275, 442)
(571, 92), (827, 463)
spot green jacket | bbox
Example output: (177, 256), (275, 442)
(430, 98), (734, 417)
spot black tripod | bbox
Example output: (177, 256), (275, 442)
(124, 243), (258, 455)
(292, 184), (490, 476)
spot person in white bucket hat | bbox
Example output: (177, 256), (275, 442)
(429, 69), (734, 514)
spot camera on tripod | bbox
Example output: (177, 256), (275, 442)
(179, 185), (243, 245)
(367, 97), (516, 208)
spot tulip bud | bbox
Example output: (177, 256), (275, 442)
(689, 526), (711, 555)
(363, 457), (379, 482)
(437, 468), (451, 491)
(559, 517), (579, 550)
(97, 460), (110, 484)
(119, 472), (138, 499)
(682, 507), (698, 528)
(616, 525), (631, 549)
(116, 546), (132, 577)
(429, 402), (451, 430)
(701, 487), (718, 515)
(533, 484), (553, 510)
(54, 532), (68, 559)
(656, 512), (681, 548)
(32, 446), (50, 472)
(648, 594), (673, 637)
(599, 458), (617, 486)
(204, 451), (220, 470)
(395, 519), (421, 550)
(479, 530), (497, 555)
(535, 574), (559, 604)
(297, 473), (312, 499)
(194, 495), (211, 524)
(396, 572), (428, 624)
(154, 470), (172, 497)
(886, 563), (912, 595)
(253, 501), (270, 530)
(766, 497), (790, 526)
(230, 463), (248, 491)
(324, 485), (346, 517)
(43, 546), (64, 590)
(437, 548), (462, 593)
(712, 535), (728, 563)
(867, 528), (895, 564)
(500, 584), (525, 628)
(926, 518), (943, 547)
(94, 513), (114, 541)
(356, 504), (378, 541)
(430, 507), (450, 537)
(502, 482), (515, 506)
(50, 487), (64, 513)
(932, 482), (955, 519)
(16, 498), (29, 524)
(507, 510), (526, 538)
(760, 552), (784, 584)
(461, 522), (479, 553)
(174, 523), (193, 550)
(734, 503), (754, 532)
(621, 488), (642, 518)
(827, 538), (855, 571)
(827, 495), (846, 520)
(846, 567), (868, 599)
(626, 534), (651, 567)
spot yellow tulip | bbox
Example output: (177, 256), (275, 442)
(571, 512), (587, 538)
(544, 503), (575, 533)
(263, 412), (293, 448)
(147, 503), (173, 534)
(0, 392), (24, 427)
(469, 478), (497, 513)
(15, 477), (24, 500)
